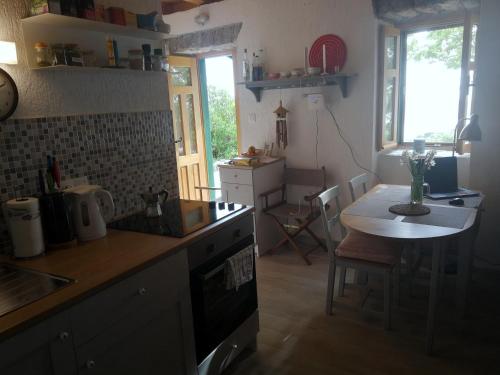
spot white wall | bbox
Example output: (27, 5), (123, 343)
(165, 0), (379, 207)
(469, 0), (500, 262)
(0, 0), (168, 118)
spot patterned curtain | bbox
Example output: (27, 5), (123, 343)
(372, 0), (480, 24)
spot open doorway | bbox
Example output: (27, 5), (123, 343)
(198, 52), (239, 199)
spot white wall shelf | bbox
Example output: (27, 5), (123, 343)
(31, 65), (168, 74)
(238, 73), (355, 102)
(21, 13), (172, 41)
(21, 13), (172, 71)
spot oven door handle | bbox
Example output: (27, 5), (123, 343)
(200, 262), (226, 281)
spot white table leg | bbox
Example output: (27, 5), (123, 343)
(426, 239), (442, 355)
(456, 230), (474, 318)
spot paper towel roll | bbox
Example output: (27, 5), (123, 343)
(3, 197), (45, 258)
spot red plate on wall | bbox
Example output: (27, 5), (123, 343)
(309, 34), (347, 73)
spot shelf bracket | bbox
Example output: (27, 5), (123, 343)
(248, 87), (262, 102)
(337, 77), (348, 98)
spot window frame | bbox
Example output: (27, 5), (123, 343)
(376, 11), (479, 150)
(376, 25), (401, 151)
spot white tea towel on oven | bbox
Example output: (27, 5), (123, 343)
(225, 245), (254, 291)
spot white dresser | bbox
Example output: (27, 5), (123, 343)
(219, 159), (285, 255)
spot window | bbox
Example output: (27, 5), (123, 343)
(376, 13), (479, 150)
(376, 26), (400, 148)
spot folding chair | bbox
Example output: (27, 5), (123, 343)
(260, 166), (327, 265)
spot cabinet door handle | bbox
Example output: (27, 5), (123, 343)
(206, 243), (215, 254)
(59, 331), (69, 341)
(86, 360), (96, 369)
(233, 174), (238, 178)
(138, 287), (147, 296)
(234, 185), (239, 190)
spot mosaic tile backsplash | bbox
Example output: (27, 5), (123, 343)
(0, 110), (179, 253)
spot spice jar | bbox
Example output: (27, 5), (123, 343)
(128, 49), (144, 70)
(142, 44), (152, 71)
(34, 42), (51, 67)
(152, 49), (163, 72)
(81, 50), (97, 67)
(51, 44), (67, 65)
(64, 44), (83, 66)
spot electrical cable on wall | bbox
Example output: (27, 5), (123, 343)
(315, 110), (319, 169)
(325, 106), (382, 183)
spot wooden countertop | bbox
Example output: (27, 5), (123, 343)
(218, 157), (285, 170)
(0, 207), (254, 340)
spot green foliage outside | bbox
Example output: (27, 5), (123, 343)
(406, 26), (467, 142)
(407, 26), (464, 69)
(207, 85), (238, 161)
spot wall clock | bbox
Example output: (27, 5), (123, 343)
(0, 67), (19, 121)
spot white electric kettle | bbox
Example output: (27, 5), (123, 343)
(66, 185), (115, 241)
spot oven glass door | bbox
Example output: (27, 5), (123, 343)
(190, 235), (257, 364)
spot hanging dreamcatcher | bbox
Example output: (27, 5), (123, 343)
(274, 100), (289, 149)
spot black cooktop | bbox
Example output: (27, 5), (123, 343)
(108, 199), (245, 238)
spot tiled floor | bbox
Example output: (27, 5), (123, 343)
(226, 247), (500, 374)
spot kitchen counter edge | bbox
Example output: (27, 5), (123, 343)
(0, 206), (254, 341)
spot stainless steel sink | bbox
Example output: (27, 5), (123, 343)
(0, 264), (72, 318)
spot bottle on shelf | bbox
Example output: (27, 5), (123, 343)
(105, 36), (116, 67)
(252, 52), (263, 81)
(258, 48), (266, 78)
(242, 48), (250, 81)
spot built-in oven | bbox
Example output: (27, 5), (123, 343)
(189, 234), (257, 365)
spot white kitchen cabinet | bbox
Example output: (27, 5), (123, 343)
(0, 311), (77, 375)
(71, 250), (197, 375)
(219, 159), (285, 255)
(0, 250), (197, 375)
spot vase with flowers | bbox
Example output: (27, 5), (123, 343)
(401, 149), (436, 205)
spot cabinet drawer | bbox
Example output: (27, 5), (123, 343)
(221, 182), (254, 206)
(0, 310), (76, 375)
(70, 250), (189, 347)
(188, 213), (254, 270)
(220, 168), (253, 185)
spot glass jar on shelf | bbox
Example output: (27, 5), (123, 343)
(34, 42), (51, 67)
(64, 44), (83, 66)
(152, 49), (163, 72)
(51, 44), (67, 66)
(128, 49), (144, 71)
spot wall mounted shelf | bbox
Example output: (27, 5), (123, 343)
(238, 73), (355, 102)
(31, 65), (168, 74)
(21, 13), (172, 40)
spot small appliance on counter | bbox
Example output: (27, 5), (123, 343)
(39, 192), (75, 247)
(2, 197), (45, 258)
(66, 185), (115, 241)
(140, 187), (168, 218)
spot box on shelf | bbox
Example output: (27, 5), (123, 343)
(77, 0), (95, 20)
(137, 12), (157, 31)
(108, 7), (126, 26)
(31, 0), (61, 15)
(94, 3), (107, 22)
(125, 11), (137, 28)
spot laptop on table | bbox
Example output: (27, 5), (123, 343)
(424, 156), (479, 200)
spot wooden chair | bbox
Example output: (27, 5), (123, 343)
(260, 166), (327, 265)
(318, 185), (401, 330)
(348, 173), (369, 203)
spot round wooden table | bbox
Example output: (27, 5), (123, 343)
(340, 184), (482, 354)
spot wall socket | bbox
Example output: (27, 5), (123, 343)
(307, 93), (325, 111)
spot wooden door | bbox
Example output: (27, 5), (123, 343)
(168, 55), (209, 201)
